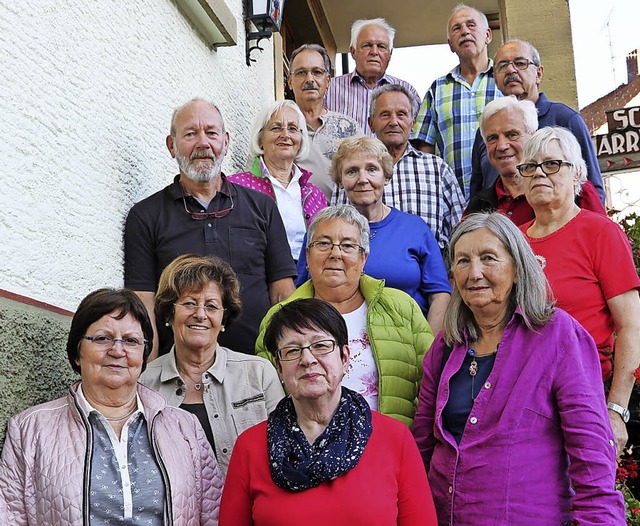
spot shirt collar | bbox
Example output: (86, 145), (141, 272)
(168, 173), (232, 201)
(158, 345), (227, 384)
(448, 58), (494, 82)
(351, 70), (394, 88)
(76, 382), (146, 420)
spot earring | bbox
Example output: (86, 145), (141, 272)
(221, 326), (225, 332)
(165, 321), (170, 327)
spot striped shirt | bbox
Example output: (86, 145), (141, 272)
(332, 143), (465, 250)
(412, 61), (501, 199)
(325, 71), (421, 136)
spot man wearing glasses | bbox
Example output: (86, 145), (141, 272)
(469, 39), (605, 204)
(325, 18), (420, 137)
(288, 44), (361, 200)
(124, 98), (296, 360)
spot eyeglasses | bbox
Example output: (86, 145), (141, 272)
(495, 59), (537, 73)
(308, 240), (364, 255)
(82, 335), (148, 350)
(516, 160), (573, 177)
(292, 68), (327, 79)
(180, 183), (234, 220)
(277, 339), (336, 361)
(174, 301), (225, 314)
(265, 124), (302, 135)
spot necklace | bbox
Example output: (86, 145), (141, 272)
(468, 346), (498, 400)
(368, 206), (389, 239)
(105, 407), (137, 422)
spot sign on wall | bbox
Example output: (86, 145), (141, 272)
(595, 106), (640, 173)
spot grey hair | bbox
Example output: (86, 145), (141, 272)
(448, 3), (489, 37)
(479, 96), (538, 141)
(331, 136), (394, 185)
(443, 212), (554, 345)
(290, 44), (331, 73)
(306, 205), (371, 255)
(350, 18), (395, 50)
(498, 38), (542, 66)
(520, 126), (587, 196)
(170, 98), (224, 137)
(369, 84), (419, 119)
(248, 100), (310, 161)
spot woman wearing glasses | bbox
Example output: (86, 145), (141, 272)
(518, 127), (640, 455)
(257, 205), (433, 428)
(220, 299), (437, 525)
(296, 136), (451, 334)
(228, 100), (327, 261)
(139, 254), (284, 477)
(0, 288), (223, 524)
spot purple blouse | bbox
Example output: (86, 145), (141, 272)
(413, 308), (625, 525)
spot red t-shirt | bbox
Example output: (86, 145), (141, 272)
(521, 210), (640, 381)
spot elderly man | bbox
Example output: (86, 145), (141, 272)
(469, 39), (606, 204)
(412, 4), (501, 198)
(288, 44), (361, 199)
(465, 96), (605, 221)
(124, 98), (296, 359)
(335, 84), (464, 250)
(325, 17), (420, 136)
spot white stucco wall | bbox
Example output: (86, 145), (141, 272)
(0, 0), (275, 310)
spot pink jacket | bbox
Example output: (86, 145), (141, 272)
(228, 157), (327, 227)
(0, 382), (223, 525)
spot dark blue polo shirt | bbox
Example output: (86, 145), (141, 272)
(124, 175), (296, 355)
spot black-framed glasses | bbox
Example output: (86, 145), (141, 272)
(180, 183), (234, 220)
(308, 240), (364, 255)
(495, 59), (537, 73)
(516, 160), (573, 177)
(174, 301), (225, 314)
(82, 335), (148, 350)
(277, 339), (336, 362)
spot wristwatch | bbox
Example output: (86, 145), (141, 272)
(607, 402), (630, 423)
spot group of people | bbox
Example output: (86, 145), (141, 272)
(1, 3), (640, 525)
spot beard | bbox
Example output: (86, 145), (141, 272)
(176, 148), (226, 183)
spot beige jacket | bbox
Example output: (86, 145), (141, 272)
(139, 345), (284, 476)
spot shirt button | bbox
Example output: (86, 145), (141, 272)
(507, 211), (513, 215)
(207, 223), (212, 228)
(448, 485), (453, 494)
(176, 388), (183, 396)
(222, 448), (228, 453)
(124, 482), (130, 487)
(610, 440), (615, 446)
(120, 465), (126, 470)
(214, 414), (219, 418)
(484, 382), (491, 389)
(470, 417), (478, 424)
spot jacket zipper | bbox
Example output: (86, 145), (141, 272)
(149, 414), (174, 525)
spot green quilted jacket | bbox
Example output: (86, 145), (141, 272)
(255, 274), (435, 428)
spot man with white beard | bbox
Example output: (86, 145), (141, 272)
(124, 98), (296, 359)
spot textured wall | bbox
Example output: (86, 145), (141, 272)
(0, 296), (75, 450)
(0, 0), (275, 311)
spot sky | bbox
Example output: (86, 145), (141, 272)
(339, 0), (640, 110)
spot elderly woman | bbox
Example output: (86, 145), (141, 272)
(139, 254), (284, 476)
(518, 126), (640, 454)
(413, 212), (625, 524)
(296, 136), (451, 333)
(0, 288), (222, 524)
(228, 100), (327, 261)
(257, 204), (433, 427)
(220, 298), (437, 525)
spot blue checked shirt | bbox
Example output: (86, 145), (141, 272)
(326, 71), (421, 136)
(332, 143), (465, 250)
(412, 61), (501, 199)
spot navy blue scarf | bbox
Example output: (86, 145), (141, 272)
(267, 387), (373, 492)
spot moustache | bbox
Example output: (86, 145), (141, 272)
(302, 82), (318, 91)
(504, 73), (522, 84)
(190, 151), (216, 161)
(458, 36), (475, 45)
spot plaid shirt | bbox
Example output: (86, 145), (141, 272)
(412, 61), (501, 198)
(332, 144), (465, 250)
(326, 70), (421, 136)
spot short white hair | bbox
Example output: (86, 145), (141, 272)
(350, 18), (395, 50)
(248, 100), (310, 161)
(447, 3), (489, 37)
(480, 96), (538, 141)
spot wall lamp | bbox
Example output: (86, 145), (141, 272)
(245, 0), (285, 66)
